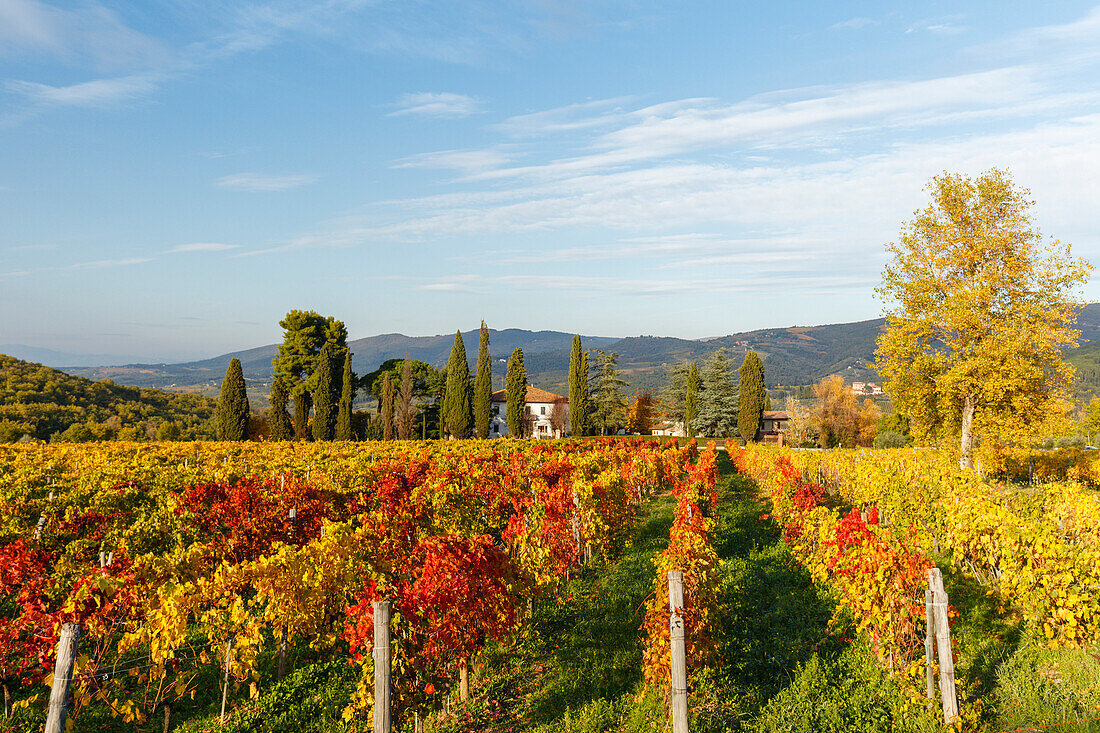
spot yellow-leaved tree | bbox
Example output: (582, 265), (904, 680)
(875, 169), (1091, 470)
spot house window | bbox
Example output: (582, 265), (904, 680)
(525, 405), (531, 414)
(540, 406), (547, 415)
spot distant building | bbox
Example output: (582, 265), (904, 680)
(489, 386), (569, 439)
(650, 420), (687, 437)
(758, 410), (790, 445)
(851, 381), (883, 395)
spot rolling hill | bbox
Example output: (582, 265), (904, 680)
(55, 303), (1100, 401)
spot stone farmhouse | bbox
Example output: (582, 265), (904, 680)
(489, 386), (570, 439)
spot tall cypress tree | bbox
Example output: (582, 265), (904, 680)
(442, 330), (472, 439)
(215, 359), (250, 441)
(505, 347), (527, 437)
(268, 377), (293, 440)
(591, 350), (626, 436)
(474, 321), (492, 439)
(568, 335), (589, 437)
(382, 373), (395, 440)
(336, 351), (355, 440)
(311, 343), (337, 441)
(685, 360), (700, 438)
(737, 350), (766, 444)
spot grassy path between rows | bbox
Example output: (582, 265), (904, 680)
(431, 452), (853, 733)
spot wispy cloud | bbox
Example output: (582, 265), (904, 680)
(215, 172), (318, 192)
(2, 255), (153, 279)
(168, 242), (240, 253)
(0, 0), (168, 70)
(906, 16), (967, 36)
(829, 17), (878, 31)
(6, 73), (162, 107)
(388, 92), (482, 117)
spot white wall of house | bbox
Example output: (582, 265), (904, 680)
(489, 400), (569, 438)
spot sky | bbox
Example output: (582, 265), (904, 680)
(2, 0), (1100, 363)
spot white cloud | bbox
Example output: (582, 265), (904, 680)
(829, 17), (878, 31)
(215, 172), (319, 192)
(388, 92), (482, 117)
(168, 242), (240, 253)
(0, 0), (167, 70)
(6, 74), (162, 107)
(393, 148), (515, 175)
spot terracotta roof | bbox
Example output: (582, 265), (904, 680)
(762, 410), (790, 419)
(490, 386), (568, 404)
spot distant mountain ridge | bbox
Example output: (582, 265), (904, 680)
(54, 303), (1100, 399)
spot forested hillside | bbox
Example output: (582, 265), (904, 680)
(0, 354), (216, 442)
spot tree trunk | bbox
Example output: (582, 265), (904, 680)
(162, 702), (171, 733)
(959, 394), (975, 470)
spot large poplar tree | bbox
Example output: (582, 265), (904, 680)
(215, 359), (250, 441)
(876, 169), (1091, 469)
(396, 358), (416, 440)
(336, 351), (355, 440)
(311, 343), (337, 441)
(268, 378), (293, 441)
(737, 351), (766, 444)
(442, 330), (472, 439)
(474, 322), (492, 439)
(505, 347), (527, 437)
(568, 335), (589, 437)
(382, 373), (395, 441)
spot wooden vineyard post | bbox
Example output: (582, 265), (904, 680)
(220, 638), (233, 723)
(923, 589), (935, 700)
(459, 658), (469, 702)
(278, 507), (297, 680)
(44, 622), (81, 733)
(668, 571), (688, 733)
(373, 601), (392, 733)
(928, 568), (958, 725)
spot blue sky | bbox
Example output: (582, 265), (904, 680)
(2, 1), (1100, 362)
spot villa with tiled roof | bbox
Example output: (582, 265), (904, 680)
(489, 386), (570, 439)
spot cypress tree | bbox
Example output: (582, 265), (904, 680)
(215, 358), (250, 441)
(737, 351), (766, 444)
(685, 360), (700, 438)
(382, 373), (395, 441)
(268, 377), (293, 440)
(442, 330), (472, 439)
(505, 347), (527, 437)
(311, 343), (337, 441)
(293, 393), (311, 440)
(568, 335), (589, 437)
(474, 321), (492, 439)
(336, 351), (355, 440)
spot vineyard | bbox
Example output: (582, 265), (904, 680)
(0, 439), (719, 732)
(5, 440), (1100, 732)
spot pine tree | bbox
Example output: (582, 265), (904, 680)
(737, 350), (766, 444)
(336, 351), (355, 440)
(692, 349), (738, 438)
(505, 347), (527, 437)
(686, 360), (700, 438)
(311, 343), (337, 441)
(568, 335), (589, 437)
(215, 359), (250, 441)
(382, 373), (395, 441)
(474, 321), (492, 439)
(591, 350), (626, 435)
(441, 330), (472, 439)
(271, 309), (347, 441)
(268, 378), (293, 440)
